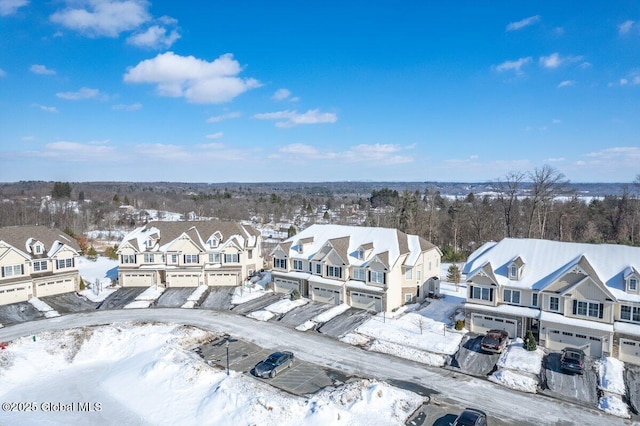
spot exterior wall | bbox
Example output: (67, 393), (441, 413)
(1, 250), (29, 279)
(466, 281), (497, 307)
(540, 293), (565, 315)
(573, 279), (610, 302)
(385, 266), (402, 311)
(562, 298), (614, 324)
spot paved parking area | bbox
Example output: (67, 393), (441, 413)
(155, 288), (195, 308)
(541, 352), (598, 406)
(0, 302), (42, 326)
(40, 292), (98, 314)
(231, 292), (283, 315)
(317, 307), (374, 338)
(198, 336), (348, 396)
(405, 399), (520, 426)
(276, 301), (335, 328)
(449, 335), (501, 376)
(625, 364), (640, 413)
(97, 287), (147, 310)
(200, 286), (234, 310)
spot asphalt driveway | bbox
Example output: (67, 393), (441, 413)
(541, 352), (598, 406)
(97, 287), (147, 310)
(276, 300), (335, 328)
(41, 292), (98, 313)
(231, 292), (283, 315)
(0, 302), (42, 326)
(625, 364), (640, 413)
(200, 286), (234, 310)
(317, 307), (374, 338)
(449, 335), (501, 376)
(155, 288), (195, 308)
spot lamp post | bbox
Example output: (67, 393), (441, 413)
(225, 338), (230, 376)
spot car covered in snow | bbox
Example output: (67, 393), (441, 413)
(480, 329), (509, 354)
(560, 347), (585, 375)
(252, 351), (294, 378)
(452, 408), (488, 426)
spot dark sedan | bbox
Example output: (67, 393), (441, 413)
(452, 408), (488, 426)
(252, 351), (294, 378)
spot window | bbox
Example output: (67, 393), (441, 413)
(207, 238), (218, 248)
(630, 278), (638, 291)
(357, 248), (364, 260)
(170, 254), (178, 264)
(369, 270), (385, 284)
(510, 265), (517, 278)
(209, 253), (221, 263)
(315, 263), (322, 275)
(184, 254), (199, 264)
(417, 270), (422, 281)
(574, 300), (601, 318)
(293, 259), (303, 270)
(327, 265), (342, 279)
(143, 253), (154, 263)
(503, 289), (521, 304)
(2, 264), (23, 277)
(405, 268), (412, 280)
(405, 293), (413, 303)
(248, 249), (253, 260)
(224, 253), (240, 263)
(621, 305), (640, 322)
(549, 296), (559, 312)
(121, 254), (135, 264)
(33, 260), (48, 272)
(274, 258), (287, 269)
(56, 258), (74, 269)
(353, 267), (366, 281)
(471, 286), (492, 301)
(531, 293), (538, 307)
(145, 238), (154, 249)
(34, 245), (42, 254)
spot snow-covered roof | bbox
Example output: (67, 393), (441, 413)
(463, 238), (640, 301)
(466, 302), (540, 319)
(346, 280), (385, 293)
(280, 224), (437, 270)
(0, 225), (80, 259)
(614, 321), (640, 337)
(540, 310), (614, 333)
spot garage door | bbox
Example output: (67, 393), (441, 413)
(471, 313), (518, 338)
(274, 278), (299, 294)
(122, 273), (155, 287)
(35, 278), (75, 297)
(312, 286), (341, 305)
(167, 274), (200, 287)
(619, 339), (640, 365)
(207, 273), (238, 286)
(350, 292), (382, 312)
(546, 328), (603, 358)
(0, 284), (31, 305)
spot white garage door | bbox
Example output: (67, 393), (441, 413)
(0, 284), (31, 305)
(546, 329), (603, 358)
(312, 286), (340, 305)
(619, 339), (640, 365)
(167, 274), (200, 287)
(35, 278), (75, 297)
(274, 278), (299, 294)
(471, 314), (518, 338)
(350, 292), (382, 312)
(208, 273), (238, 287)
(122, 273), (155, 287)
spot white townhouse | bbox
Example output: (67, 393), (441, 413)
(117, 221), (263, 288)
(463, 238), (640, 363)
(270, 224), (442, 313)
(0, 225), (81, 305)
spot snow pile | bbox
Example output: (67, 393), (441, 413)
(265, 297), (308, 314)
(231, 285), (271, 305)
(247, 310), (275, 321)
(368, 340), (448, 367)
(489, 339), (543, 394)
(296, 304), (351, 331)
(28, 297), (60, 318)
(340, 333), (371, 346)
(77, 256), (119, 302)
(596, 357), (630, 418)
(0, 323), (422, 425)
(182, 285), (209, 309)
(124, 285), (166, 309)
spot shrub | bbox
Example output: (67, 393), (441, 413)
(455, 319), (465, 330)
(79, 278), (85, 291)
(524, 330), (537, 351)
(290, 289), (301, 301)
(104, 245), (118, 260)
(87, 246), (98, 261)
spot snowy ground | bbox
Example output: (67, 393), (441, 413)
(77, 256), (119, 303)
(182, 285), (209, 309)
(488, 338), (544, 394)
(28, 297), (60, 318)
(0, 323), (423, 426)
(596, 357), (630, 418)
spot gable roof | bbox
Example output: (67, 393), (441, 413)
(0, 225), (80, 257)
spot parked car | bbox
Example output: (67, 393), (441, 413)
(480, 329), (509, 354)
(452, 408), (488, 426)
(252, 351), (294, 378)
(560, 347), (585, 375)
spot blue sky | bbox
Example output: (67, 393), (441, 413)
(1, 1), (639, 183)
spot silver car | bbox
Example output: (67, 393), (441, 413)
(252, 351), (294, 378)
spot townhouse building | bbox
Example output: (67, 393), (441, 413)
(117, 221), (262, 287)
(270, 224), (442, 313)
(463, 238), (640, 364)
(0, 225), (81, 305)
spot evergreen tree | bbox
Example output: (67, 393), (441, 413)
(288, 225), (297, 237)
(446, 264), (462, 289)
(524, 330), (537, 351)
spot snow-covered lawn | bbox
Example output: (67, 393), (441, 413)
(77, 256), (119, 302)
(496, 338), (544, 375)
(599, 395), (631, 419)
(231, 285), (271, 305)
(28, 297), (60, 318)
(596, 357), (630, 418)
(0, 323), (423, 425)
(182, 285), (209, 309)
(488, 369), (539, 394)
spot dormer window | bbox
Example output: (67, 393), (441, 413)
(509, 265), (518, 279)
(145, 238), (155, 249)
(357, 248), (364, 261)
(207, 238), (218, 248)
(34, 244), (42, 254)
(297, 244), (303, 254)
(630, 278), (638, 292)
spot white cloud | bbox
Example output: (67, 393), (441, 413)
(0, 0), (28, 16)
(56, 87), (104, 100)
(50, 0), (151, 38)
(494, 57), (532, 74)
(30, 64), (56, 75)
(112, 102), (142, 111)
(133, 142), (245, 161)
(253, 109), (337, 128)
(585, 146), (640, 160)
(0, 68), (6, 77)
(506, 15), (541, 32)
(206, 112), (241, 123)
(546, 157), (565, 162)
(272, 88), (291, 101)
(124, 52), (260, 104)
(205, 132), (223, 140)
(557, 80), (574, 88)
(619, 20), (635, 34)
(30, 140), (116, 160)
(271, 143), (413, 164)
(539, 52), (583, 69)
(32, 103), (58, 113)
(609, 73), (640, 87)
(127, 25), (180, 49)
(578, 62), (591, 69)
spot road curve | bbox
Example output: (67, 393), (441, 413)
(0, 309), (625, 426)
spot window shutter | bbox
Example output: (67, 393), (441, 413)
(383, 273), (386, 284)
(368, 271), (371, 282)
(469, 285), (474, 298)
(572, 300), (577, 315)
(1, 268), (4, 277)
(21, 264), (24, 274)
(489, 288), (493, 301)
(599, 304), (604, 319)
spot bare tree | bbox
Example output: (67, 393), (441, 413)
(413, 315), (429, 335)
(526, 165), (571, 239)
(495, 171), (525, 238)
